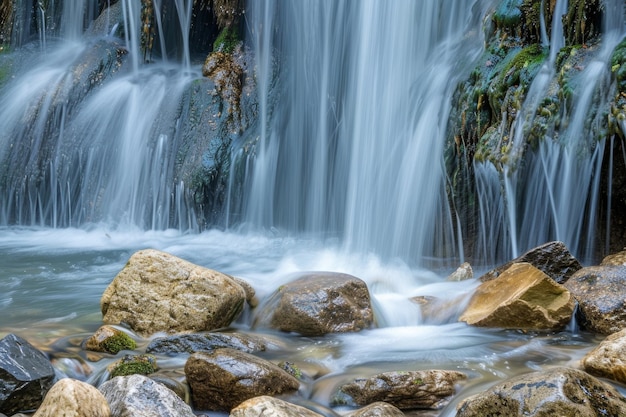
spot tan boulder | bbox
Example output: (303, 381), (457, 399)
(33, 378), (110, 417)
(460, 262), (574, 330)
(344, 402), (406, 417)
(582, 328), (626, 383)
(230, 396), (324, 417)
(601, 249), (626, 266)
(101, 249), (245, 336)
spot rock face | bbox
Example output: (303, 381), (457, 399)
(479, 241), (582, 284)
(337, 370), (466, 410)
(0, 334), (56, 415)
(582, 328), (626, 383)
(184, 348), (300, 411)
(99, 374), (195, 417)
(255, 272), (374, 336)
(564, 265), (626, 334)
(32, 378), (110, 417)
(230, 396), (324, 417)
(456, 367), (626, 416)
(101, 249), (246, 336)
(460, 263), (574, 330)
(146, 331), (267, 355)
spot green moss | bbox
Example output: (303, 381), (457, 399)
(101, 331), (137, 354)
(279, 361), (303, 379)
(611, 39), (626, 94)
(109, 354), (157, 378)
(213, 26), (240, 54)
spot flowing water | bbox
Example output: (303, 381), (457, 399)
(0, 0), (625, 415)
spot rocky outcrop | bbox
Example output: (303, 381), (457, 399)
(83, 325), (136, 355)
(564, 265), (626, 334)
(456, 367), (626, 416)
(335, 370), (466, 410)
(145, 331), (267, 355)
(101, 249), (246, 336)
(0, 334), (56, 415)
(99, 374), (195, 417)
(184, 348), (300, 411)
(32, 378), (109, 417)
(230, 396), (324, 417)
(479, 241), (582, 283)
(582, 328), (626, 384)
(255, 272), (374, 336)
(460, 262), (575, 330)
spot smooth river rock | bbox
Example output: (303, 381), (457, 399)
(101, 249), (246, 336)
(582, 327), (626, 384)
(32, 378), (109, 417)
(230, 396), (324, 417)
(460, 262), (574, 330)
(146, 331), (267, 355)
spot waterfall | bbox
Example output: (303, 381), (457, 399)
(237, 0), (494, 265)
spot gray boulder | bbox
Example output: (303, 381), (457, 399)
(99, 374), (195, 417)
(255, 272), (373, 336)
(456, 367), (626, 416)
(0, 334), (56, 415)
(146, 331), (267, 355)
(564, 265), (626, 334)
(184, 348), (300, 411)
(101, 249), (245, 336)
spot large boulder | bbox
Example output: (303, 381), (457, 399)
(230, 396), (324, 417)
(32, 378), (109, 417)
(479, 241), (582, 284)
(255, 272), (374, 336)
(99, 374), (195, 417)
(582, 328), (626, 384)
(0, 334), (56, 415)
(335, 370), (466, 410)
(460, 263), (574, 330)
(564, 265), (626, 334)
(101, 249), (246, 336)
(184, 348), (300, 411)
(456, 367), (626, 416)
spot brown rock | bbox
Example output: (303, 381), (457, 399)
(344, 402), (406, 417)
(456, 367), (626, 416)
(184, 348), (300, 411)
(601, 249), (626, 266)
(83, 325), (136, 354)
(460, 263), (574, 330)
(479, 241), (582, 284)
(230, 396), (324, 417)
(256, 272), (373, 336)
(337, 370), (466, 410)
(101, 249), (245, 336)
(33, 378), (110, 417)
(582, 328), (626, 383)
(564, 265), (626, 334)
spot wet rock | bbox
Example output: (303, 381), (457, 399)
(99, 374), (195, 417)
(145, 331), (267, 355)
(232, 276), (259, 308)
(601, 249), (626, 266)
(230, 396), (324, 417)
(336, 370), (466, 410)
(184, 348), (300, 411)
(582, 328), (626, 384)
(32, 378), (109, 417)
(446, 262), (473, 281)
(564, 265), (626, 335)
(148, 376), (188, 402)
(344, 401), (406, 417)
(108, 354), (157, 379)
(456, 367), (626, 416)
(460, 263), (574, 330)
(83, 325), (136, 354)
(479, 241), (582, 284)
(101, 249), (245, 336)
(255, 272), (374, 336)
(0, 334), (56, 415)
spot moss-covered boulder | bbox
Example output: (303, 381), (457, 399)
(83, 325), (136, 355)
(108, 354), (158, 379)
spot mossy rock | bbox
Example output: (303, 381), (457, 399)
(109, 354), (158, 379)
(611, 39), (626, 95)
(213, 26), (240, 54)
(493, 0), (524, 29)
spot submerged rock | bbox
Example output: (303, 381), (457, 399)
(184, 348), (300, 411)
(456, 367), (626, 416)
(582, 328), (626, 384)
(101, 249), (245, 336)
(336, 370), (466, 410)
(255, 272), (374, 336)
(230, 396), (324, 417)
(460, 262), (574, 330)
(32, 378), (109, 417)
(564, 265), (626, 334)
(0, 334), (56, 415)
